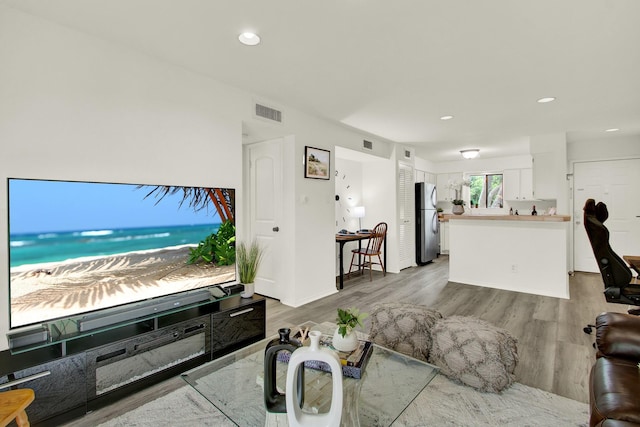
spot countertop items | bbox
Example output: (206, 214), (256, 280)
(439, 214), (570, 222)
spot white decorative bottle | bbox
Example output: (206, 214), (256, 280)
(285, 330), (343, 427)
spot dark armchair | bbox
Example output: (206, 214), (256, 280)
(583, 199), (640, 333)
(589, 312), (640, 427)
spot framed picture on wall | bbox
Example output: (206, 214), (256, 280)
(304, 146), (330, 180)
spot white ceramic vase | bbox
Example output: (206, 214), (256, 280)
(332, 328), (358, 352)
(286, 330), (343, 427)
(452, 205), (464, 215)
(240, 282), (254, 298)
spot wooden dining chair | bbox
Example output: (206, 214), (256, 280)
(0, 388), (35, 427)
(347, 222), (387, 281)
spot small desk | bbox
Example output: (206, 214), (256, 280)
(335, 233), (386, 290)
(182, 322), (438, 427)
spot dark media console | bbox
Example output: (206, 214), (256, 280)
(0, 294), (266, 426)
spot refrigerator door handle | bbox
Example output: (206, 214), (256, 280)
(431, 212), (439, 233)
(430, 186), (437, 208)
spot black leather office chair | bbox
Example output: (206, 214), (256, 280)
(583, 199), (640, 333)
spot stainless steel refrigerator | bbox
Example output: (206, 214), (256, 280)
(415, 182), (439, 265)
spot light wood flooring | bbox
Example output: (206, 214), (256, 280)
(64, 256), (627, 425)
(266, 255), (630, 404)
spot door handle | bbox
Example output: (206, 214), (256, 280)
(272, 226), (279, 232)
(0, 371), (51, 389)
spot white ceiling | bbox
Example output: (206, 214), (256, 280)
(4, 0), (640, 162)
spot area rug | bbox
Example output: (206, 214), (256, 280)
(96, 386), (234, 427)
(394, 376), (588, 426)
(97, 375), (588, 427)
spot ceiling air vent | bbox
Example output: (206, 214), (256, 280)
(363, 140), (373, 150)
(255, 103), (283, 123)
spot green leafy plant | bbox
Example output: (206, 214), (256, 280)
(188, 233), (216, 264)
(188, 220), (236, 265)
(214, 242), (236, 265)
(452, 199), (465, 206)
(336, 307), (368, 338)
(236, 240), (263, 284)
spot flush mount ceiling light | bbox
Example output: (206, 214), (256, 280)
(537, 97), (556, 103)
(460, 149), (480, 159)
(605, 128), (620, 132)
(238, 32), (261, 46)
(440, 115), (454, 120)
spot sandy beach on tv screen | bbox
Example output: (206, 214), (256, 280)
(10, 246), (235, 327)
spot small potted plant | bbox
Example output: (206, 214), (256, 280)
(333, 307), (368, 352)
(452, 199), (465, 215)
(236, 240), (263, 298)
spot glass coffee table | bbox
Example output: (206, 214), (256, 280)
(181, 322), (439, 426)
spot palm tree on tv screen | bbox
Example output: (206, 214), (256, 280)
(138, 185), (234, 223)
(138, 185), (236, 265)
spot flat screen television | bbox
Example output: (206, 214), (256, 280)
(8, 178), (236, 329)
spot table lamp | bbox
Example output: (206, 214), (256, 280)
(353, 206), (365, 231)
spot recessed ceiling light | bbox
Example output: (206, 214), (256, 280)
(238, 32), (261, 46)
(440, 115), (454, 120)
(605, 128), (620, 132)
(537, 97), (556, 103)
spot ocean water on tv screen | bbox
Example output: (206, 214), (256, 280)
(10, 223), (220, 268)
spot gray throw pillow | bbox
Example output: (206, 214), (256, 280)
(368, 303), (443, 362)
(429, 316), (518, 393)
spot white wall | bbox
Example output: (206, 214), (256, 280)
(335, 159), (365, 232)
(415, 156), (436, 175)
(334, 158), (364, 275)
(285, 113), (395, 306)
(568, 135), (640, 162)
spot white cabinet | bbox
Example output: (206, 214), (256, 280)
(436, 174), (449, 201)
(415, 170), (436, 185)
(533, 152), (557, 199)
(436, 173), (463, 202)
(520, 169), (533, 200)
(439, 221), (449, 254)
(504, 168), (533, 201)
(425, 172), (436, 185)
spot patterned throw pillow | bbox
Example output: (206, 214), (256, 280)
(368, 303), (443, 362)
(429, 316), (518, 393)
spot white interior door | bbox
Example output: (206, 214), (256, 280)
(398, 163), (414, 270)
(573, 158), (640, 272)
(249, 139), (283, 299)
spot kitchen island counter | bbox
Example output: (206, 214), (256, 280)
(448, 216), (570, 299)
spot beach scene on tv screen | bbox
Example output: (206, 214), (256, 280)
(9, 179), (236, 328)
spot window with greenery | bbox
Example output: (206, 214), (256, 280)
(469, 174), (503, 208)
